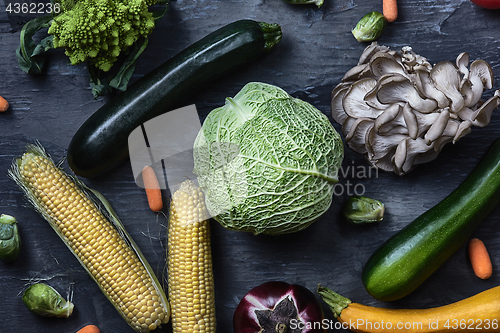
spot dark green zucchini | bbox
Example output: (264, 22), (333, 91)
(362, 137), (500, 301)
(67, 20), (282, 178)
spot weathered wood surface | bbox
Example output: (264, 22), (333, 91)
(1, 0), (500, 332)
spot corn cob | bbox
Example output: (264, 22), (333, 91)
(167, 180), (216, 333)
(9, 145), (170, 333)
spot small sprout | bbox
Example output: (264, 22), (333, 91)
(352, 12), (387, 42)
(0, 214), (20, 262)
(343, 196), (385, 224)
(22, 283), (74, 318)
(280, 0), (324, 7)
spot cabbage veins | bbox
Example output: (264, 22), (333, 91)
(193, 82), (343, 235)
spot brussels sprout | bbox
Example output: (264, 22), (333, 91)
(0, 214), (20, 262)
(343, 196), (385, 224)
(22, 283), (74, 318)
(352, 12), (387, 42)
(281, 0), (324, 7)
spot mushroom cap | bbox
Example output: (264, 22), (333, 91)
(456, 52), (470, 86)
(342, 116), (357, 138)
(430, 61), (464, 113)
(470, 93), (500, 127)
(364, 78), (395, 110)
(414, 70), (450, 109)
(402, 103), (419, 140)
(369, 52), (408, 79)
(413, 109), (441, 136)
(424, 109), (451, 144)
(367, 130), (407, 162)
(342, 64), (371, 82)
(331, 84), (350, 126)
(463, 75), (485, 108)
(376, 74), (438, 113)
(453, 120), (472, 143)
(461, 59), (494, 108)
(345, 118), (374, 154)
(358, 42), (390, 65)
(470, 59), (493, 90)
(331, 82), (350, 99)
(401, 46), (432, 72)
(343, 78), (382, 119)
(374, 103), (402, 133)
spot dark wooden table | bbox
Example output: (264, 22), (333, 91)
(1, 0), (500, 332)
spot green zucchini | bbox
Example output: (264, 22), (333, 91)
(67, 20), (282, 178)
(362, 137), (500, 301)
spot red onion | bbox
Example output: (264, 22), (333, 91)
(234, 281), (326, 333)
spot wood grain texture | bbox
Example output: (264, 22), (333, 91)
(1, 0), (500, 332)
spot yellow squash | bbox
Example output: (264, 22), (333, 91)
(318, 285), (500, 332)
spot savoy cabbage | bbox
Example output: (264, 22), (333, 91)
(193, 82), (344, 235)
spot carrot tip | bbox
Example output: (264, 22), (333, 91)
(0, 96), (9, 112)
(385, 15), (397, 23)
(76, 324), (100, 333)
(383, 0), (398, 22)
(142, 165), (164, 212)
(468, 238), (493, 280)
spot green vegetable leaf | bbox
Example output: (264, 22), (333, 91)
(88, 64), (114, 99)
(109, 37), (149, 92)
(33, 35), (54, 56)
(16, 15), (53, 74)
(152, 0), (170, 20)
(193, 82), (344, 235)
(89, 37), (150, 97)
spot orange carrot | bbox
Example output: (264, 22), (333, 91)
(0, 96), (9, 112)
(142, 165), (163, 212)
(383, 0), (398, 23)
(468, 238), (492, 280)
(76, 325), (100, 333)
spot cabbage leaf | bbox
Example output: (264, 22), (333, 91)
(193, 82), (343, 235)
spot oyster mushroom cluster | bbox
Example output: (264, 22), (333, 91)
(332, 42), (500, 175)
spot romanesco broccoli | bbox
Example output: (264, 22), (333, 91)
(48, 0), (158, 71)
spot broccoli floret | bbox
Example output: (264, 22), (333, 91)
(48, 0), (157, 71)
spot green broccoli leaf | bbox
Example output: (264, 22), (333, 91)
(16, 15), (53, 74)
(152, 0), (170, 21)
(88, 37), (149, 98)
(33, 35), (54, 56)
(88, 65), (114, 99)
(109, 37), (149, 92)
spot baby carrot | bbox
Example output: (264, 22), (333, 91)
(383, 0), (398, 23)
(468, 238), (492, 280)
(76, 325), (100, 333)
(0, 96), (9, 112)
(142, 165), (163, 212)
